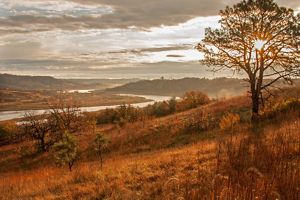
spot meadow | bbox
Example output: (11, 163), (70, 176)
(0, 87), (299, 200)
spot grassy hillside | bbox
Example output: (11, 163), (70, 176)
(0, 88), (299, 199)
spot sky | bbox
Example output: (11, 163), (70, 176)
(0, 0), (299, 79)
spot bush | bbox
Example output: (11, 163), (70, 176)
(182, 110), (213, 133)
(0, 125), (7, 145)
(177, 91), (210, 111)
(0, 122), (18, 145)
(219, 112), (240, 130)
(264, 98), (300, 120)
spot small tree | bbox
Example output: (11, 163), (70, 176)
(53, 132), (78, 171)
(197, 0), (300, 119)
(93, 133), (109, 169)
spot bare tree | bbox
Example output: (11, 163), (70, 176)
(47, 96), (85, 136)
(197, 0), (300, 118)
(23, 96), (87, 152)
(23, 112), (53, 152)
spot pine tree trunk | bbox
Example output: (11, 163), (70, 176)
(251, 90), (260, 120)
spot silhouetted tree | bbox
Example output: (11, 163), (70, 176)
(197, 0), (300, 118)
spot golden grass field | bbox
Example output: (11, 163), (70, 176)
(0, 88), (299, 200)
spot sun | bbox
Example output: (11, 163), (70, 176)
(254, 39), (266, 50)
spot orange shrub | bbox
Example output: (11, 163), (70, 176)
(219, 112), (240, 130)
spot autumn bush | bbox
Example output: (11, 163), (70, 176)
(219, 112), (240, 131)
(177, 91), (210, 111)
(182, 109), (213, 133)
(262, 98), (300, 121)
(0, 122), (19, 145)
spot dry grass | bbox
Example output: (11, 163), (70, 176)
(0, 141), (217, 200)
(105, 95), (251, 154)
(0, 94), (299, 199)
(212, 120), (300, 200)
(1, 119), (298, 199)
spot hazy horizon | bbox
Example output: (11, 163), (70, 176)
(0, 61), (240, 79)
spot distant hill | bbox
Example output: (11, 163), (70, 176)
(0, 74), (72, 90)
(107, 77), (300, 98)
(107, 78), (249, 98)
(0, 74), (138, 90)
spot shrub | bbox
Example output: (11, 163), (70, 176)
(0, 125), (7, 145)
(182, 110), (213, 133)
(147, 101), (171, 117)
(263, 98), (300, 120)
(177, 91), (210, 111)
(0, 122), (18, 145)
(219, 112), (240, 131)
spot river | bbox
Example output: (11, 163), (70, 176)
(0, 94), (173, 121)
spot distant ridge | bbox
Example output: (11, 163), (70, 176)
(107, 78), (300, 98)
(0, 74), (72, 90)
(107, 77), (249, 98)
(0, 74), (138, 90)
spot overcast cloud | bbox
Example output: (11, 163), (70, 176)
(0, 0), (299, 78)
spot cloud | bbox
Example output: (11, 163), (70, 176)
(0, 40), (44, 59)
(0, 0), (112, 18)
(0, 16), (217, 62)
(1, 0), (300, 79)
(61, 0), (300, 29)
(1, 0), (299, 34)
